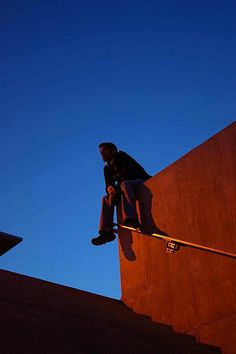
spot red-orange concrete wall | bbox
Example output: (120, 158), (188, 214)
(118, 122), (236, 354)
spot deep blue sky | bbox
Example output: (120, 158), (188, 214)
(0, 0), (235, 299)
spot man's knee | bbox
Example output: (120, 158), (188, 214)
(120, 179), (144, 190)
(120, 179), (137, 191)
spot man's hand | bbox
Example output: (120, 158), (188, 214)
(107, 185), (118, 206)
(107, 185), (117, 196)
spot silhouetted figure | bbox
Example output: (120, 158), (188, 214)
(91, 142), (152, 246)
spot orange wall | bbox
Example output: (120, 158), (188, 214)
(118, 122), (236, 354)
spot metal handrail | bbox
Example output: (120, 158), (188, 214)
(113, 223), (236, 259)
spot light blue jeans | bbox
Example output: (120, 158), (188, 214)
(99, 178), (144, 232)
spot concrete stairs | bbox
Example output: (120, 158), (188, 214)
(0, 269), (221, 354)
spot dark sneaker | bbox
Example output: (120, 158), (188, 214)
(123, 217), (142, 229)
(91, 231), (116, 246)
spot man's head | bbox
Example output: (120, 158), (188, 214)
(99, 142), (118, 162)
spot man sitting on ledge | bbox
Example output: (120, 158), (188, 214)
(91, 142), (152, 246)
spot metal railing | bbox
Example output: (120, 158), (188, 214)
(113, 223), (236, 259)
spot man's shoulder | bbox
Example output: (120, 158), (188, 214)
(117, 150), (131, 159)
(118, 150), (127, 155)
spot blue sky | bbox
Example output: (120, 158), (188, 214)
(0, 0), (235, 299)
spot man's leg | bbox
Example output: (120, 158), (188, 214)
(91, 195), (117, 245)
(99, 195), (116, 232)
(120, 178), (144, 223)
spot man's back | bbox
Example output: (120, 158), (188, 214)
(104, 150), (152, 191)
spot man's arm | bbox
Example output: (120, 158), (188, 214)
(103, 165), (115, 194)
(119, 151), (152, 179)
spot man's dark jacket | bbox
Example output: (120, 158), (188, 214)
(103, 150), (152, 193)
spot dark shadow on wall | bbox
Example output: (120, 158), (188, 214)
(116, 200), (136, 261)
(115, 182), (168, 261)
(137, 183), (169, 236)
(118, 229), (136, 261)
